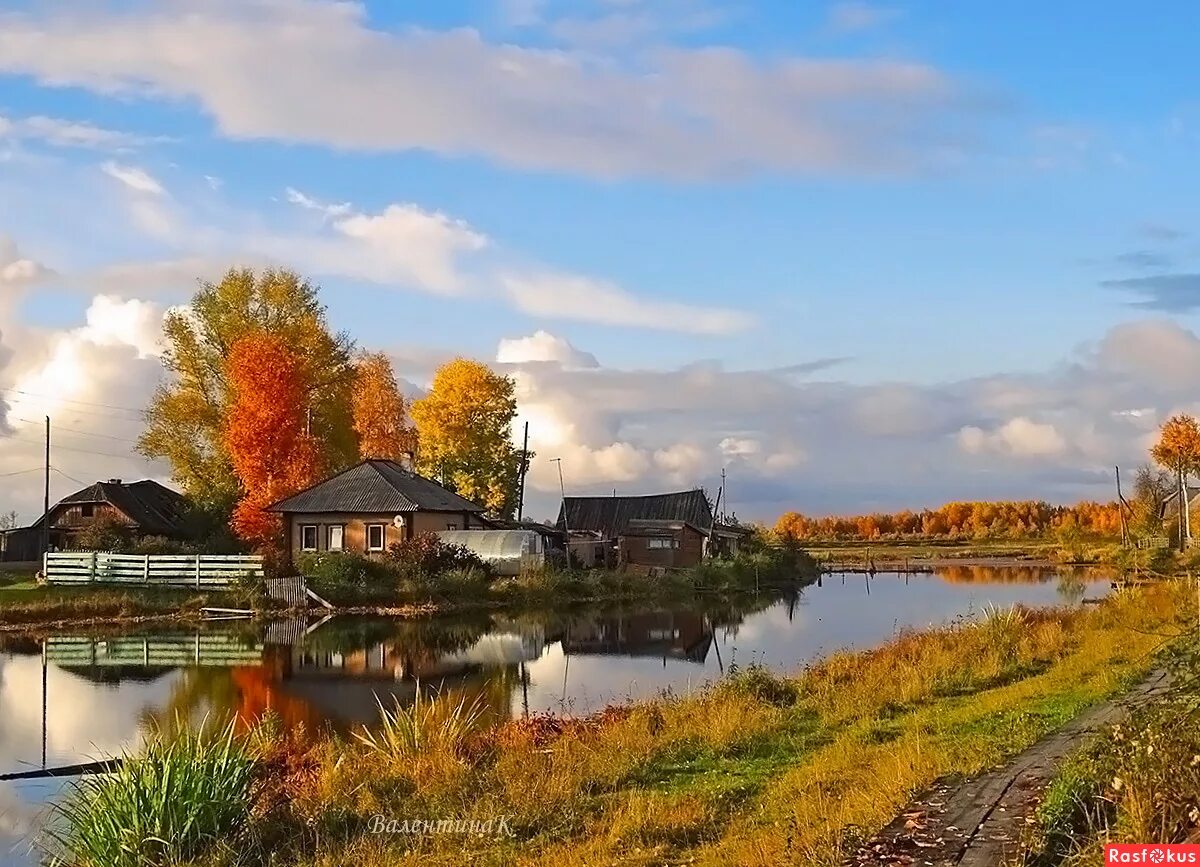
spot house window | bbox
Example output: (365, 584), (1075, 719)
(446, 522), (458, 531)
(366, 524), (386, 552)
(300, 525), (319, 552)
(647, 538), (679, 550)
(80, 504), (94, 518)
(328, 525), (345, 552)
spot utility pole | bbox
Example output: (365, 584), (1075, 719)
(1115, 465), (1128, 548)
(42, 416), (50, 563)
(552, 458), (568, 534)
(720, 468), (727, 523)
(516, 421), (530, 521)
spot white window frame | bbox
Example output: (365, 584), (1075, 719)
(300, 524), (319, 552)
(647, 538), (676, 550)
(327, 524), (345, 552)
(366, 524), (386, 552)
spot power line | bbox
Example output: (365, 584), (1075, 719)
(0, 467), (42, 479)
(0, 387), (144, 415)
(0, 434), (160, 463)
(50, 466), (88, 487)
(8, 417), (140, 445)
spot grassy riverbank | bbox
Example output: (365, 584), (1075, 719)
(0, 582), (249, 630)
(43, 581), (1192, 867)
(1019, 621), (1200, 863)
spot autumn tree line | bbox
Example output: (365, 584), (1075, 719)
(137, 268), (523, 558)
(775, 413), (1200, 546)
(774, 500), (1123, 542)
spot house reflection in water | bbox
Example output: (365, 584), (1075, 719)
(556, 610), (713, 666)
(256, 624), (547, 728)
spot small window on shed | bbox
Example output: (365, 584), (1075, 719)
(446, 523), (458, 531)
(80, 504), (95, 518)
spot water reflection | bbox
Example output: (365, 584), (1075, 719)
(0, 564), (1112, 865)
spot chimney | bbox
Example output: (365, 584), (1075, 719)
(399, 452), (414, 472)
(107, 478), (123, 485)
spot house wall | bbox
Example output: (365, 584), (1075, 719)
(287, 510), (488, 558)
(50, 503), (133, 531)
(619, 526), (705, 569)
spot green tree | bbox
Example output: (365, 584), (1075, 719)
(138, 268), (356, 512)
(411, 358), (519, 517)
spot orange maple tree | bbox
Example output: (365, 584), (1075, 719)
(351, 352), (417, 461)
(224, 332), (324, 551)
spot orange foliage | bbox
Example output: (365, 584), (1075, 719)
(775, 499), (1122, 542)
(351, 351), (417, 461)
(224, 332), (324, 551)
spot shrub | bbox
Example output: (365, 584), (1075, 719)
(72, 513), (133, 552)
(297, 551), (397, 604)
(46, 722), (255, 867)
(386, 533), (491, 582)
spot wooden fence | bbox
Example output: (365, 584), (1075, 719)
(46, 634), (264, 668)
(43, 552), (264, 588)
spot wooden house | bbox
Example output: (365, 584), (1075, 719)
(267, 459), (488, 563)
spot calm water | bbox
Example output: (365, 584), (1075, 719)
(0, 563), (1108, 864)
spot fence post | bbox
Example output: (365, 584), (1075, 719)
(195, 554), (201, 589)
(90, 551), (97, 583)
(143, 554), (151, 585)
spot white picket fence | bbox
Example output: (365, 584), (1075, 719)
(43, 552), (264, 588)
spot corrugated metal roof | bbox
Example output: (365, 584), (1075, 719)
(558, 490), (713, 536)
(268, 460), (485, 514)
(57, 480), (188, 536)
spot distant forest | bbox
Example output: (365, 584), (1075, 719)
(774, 500), (1123, 541)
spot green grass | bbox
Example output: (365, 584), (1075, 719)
(45, 581), (1190, 867)
(46, 721), (256, 867)
(0, 583), (245, 627)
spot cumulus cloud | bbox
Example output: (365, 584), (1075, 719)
(492, 318), (1200, 521)
(100, 161), (165, 196)
(0, 0), (984, 179)
(0, 293), (171, 522)
(496, 330), (598, 368)
(957, 417), (1067, 458)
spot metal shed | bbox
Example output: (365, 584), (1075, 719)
(436, 530), (544, 576)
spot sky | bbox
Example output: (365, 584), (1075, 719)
(1, 0), (1200, 524)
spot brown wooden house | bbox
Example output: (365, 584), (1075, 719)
(267, 459), (489, 564)
(558, 490), (715, 569)
(0, 478), (190, 562)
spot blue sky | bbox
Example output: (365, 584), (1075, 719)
(0, 0), (1199, 521)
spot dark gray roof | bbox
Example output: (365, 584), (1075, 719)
(558, 490), (713, 537)
(267, 460), (485, 514)
(56, 480), (188, 536)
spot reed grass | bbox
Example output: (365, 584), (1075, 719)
(46, 721), (255, 867)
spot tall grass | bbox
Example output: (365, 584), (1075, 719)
(46, 721), (255, 867)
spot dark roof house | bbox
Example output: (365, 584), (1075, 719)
(268, 460), (489, 563)
(268, 460), (485, 515)
(55, 479), (190, 536)
(557, 490), (714, 537)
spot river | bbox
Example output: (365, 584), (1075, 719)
(0, 563), (1110, 864)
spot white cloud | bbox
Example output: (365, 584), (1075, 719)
(0, 0), (979, 179)
(958, 417), (1067, 458)
(100, 161), (165, 196)
(285, 187), (352, 218)
(0, 113), (161, 149)
(497, 330), (599, 368)
(501, 271), (754, 334)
